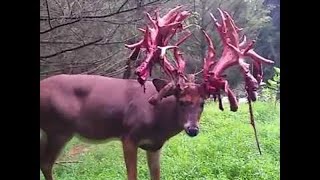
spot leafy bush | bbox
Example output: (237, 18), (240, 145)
(259, 67), (280, 103)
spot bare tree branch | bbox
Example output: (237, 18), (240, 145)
(81, 57), (125, 75)
(105, 25), (120, 43)
(41, 50), (121, 65)
(45, 0), (52, 28)
(70, 27), (85, 44)
(40, 19), (81, 34)
(117, 0), (129, 13)
(40, 34), (139, 46)
(40, 38), (103, 59)
(81, 17), (143, 25)
(103, 66), (127, 77)
(40, 0), (162, 20)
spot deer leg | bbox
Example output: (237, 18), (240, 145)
(40, 132), (72, 180)
(146, 149), (161, 180)
(122, 137), (138, 180)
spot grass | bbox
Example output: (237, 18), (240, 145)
(40, 101), (280, 180)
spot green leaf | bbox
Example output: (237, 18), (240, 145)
(273, 75), (280, 82)
(267, 79), (277, 86)
(274, 67), (280, 74)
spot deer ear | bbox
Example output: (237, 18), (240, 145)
(198, 83), (209, 99)
(152, 79), (169, 92)
(149, 79), (178, 105)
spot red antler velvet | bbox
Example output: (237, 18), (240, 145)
(125, 6), (191, 85)
(202, 8), (274, 112)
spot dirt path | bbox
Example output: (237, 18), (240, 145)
(56, 143), (90, 163)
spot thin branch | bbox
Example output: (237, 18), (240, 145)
(96, 34), (139, 45)
(40, 34), (139, 46)
(81, 57), (125, 75)
(45, 0), (52, 28)
(194, 69), (204, 76)
(102, 65), (128, 76)
(40, 0), (162, 20)
(81, 17), (143, 25)
(40, 41), (83, 45)
(55, 160), (82, 164)
(52, 0), (64, 15)
(40, 54), (121, 76)
(40, 40), (125, 46)
(40, 19), (81, 34)
(106, 25), (120, 43)
(70, 27), (85, 44)
(117, 0), (129, 13)
(40, 50), (121, 65)
(247, 97), (262, 155)
(40, 68), (66, 75)
(40, 38), (103, 59)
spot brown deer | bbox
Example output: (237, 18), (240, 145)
(40, 6), (273, 180)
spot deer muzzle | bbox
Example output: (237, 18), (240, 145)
(184, 116), (199, 137)
(186, 126), (199, 137)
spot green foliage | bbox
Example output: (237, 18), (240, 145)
(40, 101), (279, 180)
(260, 67), (280, 102)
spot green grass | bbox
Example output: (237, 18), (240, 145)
(40, 101), (280, 180)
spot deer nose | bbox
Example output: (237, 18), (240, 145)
(186, 126), (199, 137)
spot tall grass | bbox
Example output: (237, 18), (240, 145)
(40, 101), (280, 180)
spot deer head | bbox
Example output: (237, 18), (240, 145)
(125, 7), (274, 141)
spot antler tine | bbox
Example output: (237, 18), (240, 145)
(201, 30), (216, 85)
(217, 8), (227, 33)
(158, 45), (178, 59)
(239, 35), (247, 49)
(223, 10), (240, 46)
(223, 10), (243, 32)
(202, 30), (216, 61)
(159, 5), (183, 26)
(246, 48), (274, 64)
(172, 32), (191, 73)
(146, 12), (158, 29)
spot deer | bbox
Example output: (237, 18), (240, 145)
(40, 6), (273, 180)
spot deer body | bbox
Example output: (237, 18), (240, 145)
(40, 74), (191, 180)
(40, 6), (273, 180)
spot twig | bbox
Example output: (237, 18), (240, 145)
(55, 160), (82, 164)
(106, 25), (121, 43)
(103, 65), (128, 77)
(40, 38), (103, 59)
(247, 97), (262, 155)
(81, 17), (143, 25)
(117, 0), (129, 13)
(70, 27), (85, 44)
(40, 19), (81, 34)
(45, 0), (52, 28)
(194, 69), (203, 76)
(40, 0), (162, 20)
(41, 50), (119, 66)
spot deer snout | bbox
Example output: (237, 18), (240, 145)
(185, 126), (199, 137)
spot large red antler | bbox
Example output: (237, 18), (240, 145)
(202, 8), (274, 112)
(202, 9), (274, 155)
(125, 6), (191, 86)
